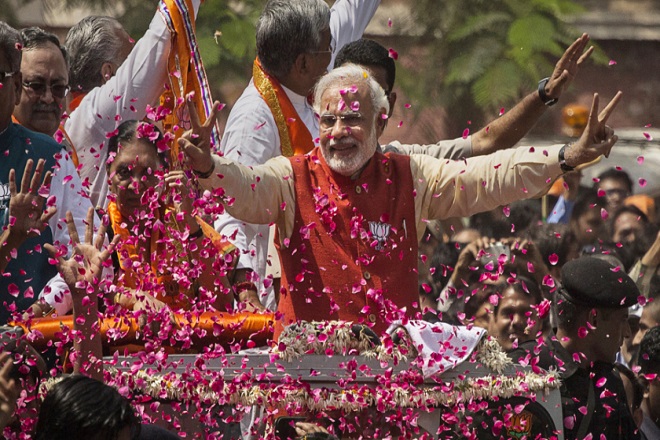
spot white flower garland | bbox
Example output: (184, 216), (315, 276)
(100, 366), (559, 413)
(40, 321), (559, 416)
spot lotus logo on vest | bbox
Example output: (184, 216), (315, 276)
(369, 221), (391, 251)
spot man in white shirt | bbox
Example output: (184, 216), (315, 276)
(216, 0), (380, 312)
(63, 0), (201, 209)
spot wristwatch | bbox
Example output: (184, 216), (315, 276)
(559, 143), (575, 173)
(538, 77), (558, 106)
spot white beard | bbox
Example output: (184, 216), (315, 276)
(322, 131), (378, 177)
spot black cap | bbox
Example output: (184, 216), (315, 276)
(559, 256), (639, 309)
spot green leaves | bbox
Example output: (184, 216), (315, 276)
(400, 0), (597, 133)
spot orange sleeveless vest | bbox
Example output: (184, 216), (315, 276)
(275, 148), (420, 338)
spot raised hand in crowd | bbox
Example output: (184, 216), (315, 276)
(543, 33), (594, 101)
(503, 238), (553, 297)
(449, 237), (498, 287)
(0, 159), (56, 273)
(179, 99), (223, 177)
(0, 352), (18, 431)
(45, 207), (118, 379)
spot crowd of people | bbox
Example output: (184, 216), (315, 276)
(0, 0), (657, 438)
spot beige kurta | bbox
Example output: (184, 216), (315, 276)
(200, 144), (564, 244)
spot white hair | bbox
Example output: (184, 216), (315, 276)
(313, 63), (389, 116)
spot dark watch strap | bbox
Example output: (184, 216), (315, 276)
(559, 143), (575, 172)
(193, 163), (215, 179)
(538, 77), (558, 106)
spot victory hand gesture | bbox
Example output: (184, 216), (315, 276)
(564, 91), (623, 168)
(179, 99), (223, 177)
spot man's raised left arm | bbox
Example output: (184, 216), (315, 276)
(470, 34), (594, 156)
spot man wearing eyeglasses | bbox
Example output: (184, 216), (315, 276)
(12, 28), (69, 138)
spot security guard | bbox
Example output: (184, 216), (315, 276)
(538, 256), (641, 439)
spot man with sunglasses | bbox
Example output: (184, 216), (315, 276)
(12, 28), (69, 138)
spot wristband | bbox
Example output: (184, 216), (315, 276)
(193, 163), (215, 179)
(538, 77), (558, 106)
(558, 143), (575, 173)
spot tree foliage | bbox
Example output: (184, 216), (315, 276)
(397, 0), (606, 134)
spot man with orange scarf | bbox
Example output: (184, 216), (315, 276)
(62, 0), (202, 210)
(217, 0), (380, 312)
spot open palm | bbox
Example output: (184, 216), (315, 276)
(45, 208), (118, 294)
(8, 159), (56, 240)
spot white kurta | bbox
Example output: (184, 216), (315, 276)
(64, 0), (201, 209)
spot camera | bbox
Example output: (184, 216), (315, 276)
(479, 242), (511, 267)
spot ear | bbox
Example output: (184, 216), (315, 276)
(12, 71), (22, 105)
(293, 53), (307, 76)
(387, 91), (397, 118)
(376, 111), (387, 137)
(100, 62), (115, 84)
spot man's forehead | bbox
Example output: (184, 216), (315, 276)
(22, 45), (67, 72)
(321, 83), (370, 108)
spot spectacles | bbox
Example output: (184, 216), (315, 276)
(319, 113), (364, 130)
(0, 71), (17, 84)
(22, 81), (70, 99)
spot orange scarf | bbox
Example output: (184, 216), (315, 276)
(67, 91), (85, 113)
(158, 0), (219, 167)
(252, 58), (315, 157)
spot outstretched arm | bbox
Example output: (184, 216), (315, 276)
(471, 34), (594, 156)
(416, 92), (622, 229)
(181, 101), (294, 227)
(329, 0), (381, 68)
